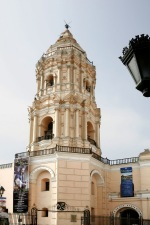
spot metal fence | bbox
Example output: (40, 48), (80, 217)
(1, 214), (150, 225)
(90, 216), (150, 225)
(6, 213), (32, 225)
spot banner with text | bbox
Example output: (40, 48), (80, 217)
(13, 156), (29, 213)
(120, 167), (134, 197)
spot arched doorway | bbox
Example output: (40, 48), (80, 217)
(120, 209), (140, 225)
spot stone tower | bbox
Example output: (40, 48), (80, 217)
(27, 27), (102, 225)
(28, 27), (101, 155)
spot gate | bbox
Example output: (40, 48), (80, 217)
(81, 209), (90, 225)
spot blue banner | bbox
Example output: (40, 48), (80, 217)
(120, 167), (134, 197)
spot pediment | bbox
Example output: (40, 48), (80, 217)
(63, 93), (83, 104)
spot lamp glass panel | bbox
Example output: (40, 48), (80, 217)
(128, 55), (141, 84)
(137, 51), (150, 79)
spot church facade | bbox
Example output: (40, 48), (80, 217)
(0, 27), (150, 225)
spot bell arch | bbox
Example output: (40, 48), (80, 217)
(38, 116), (54, 141)
(85, 80), (91, 92)
(46, 74), (54, 87)
(87, 121), (96, 147)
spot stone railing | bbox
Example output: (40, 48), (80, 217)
(14, 145), (139, 166)
(0, 163), (13, 169)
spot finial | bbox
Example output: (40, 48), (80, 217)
(64, 20), (71, 29)
(65, 24), (70, 29)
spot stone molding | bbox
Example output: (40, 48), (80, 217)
(29, 166), (55, 183)
(113, 204), (142, 217)
(90, 169), (104, 186)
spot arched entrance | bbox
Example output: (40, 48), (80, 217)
(120, 209), (140, 225)
(113, 204), (142, 225)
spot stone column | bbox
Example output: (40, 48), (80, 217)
(43, 79), (47, 95)
(80, 70), (83, 92)
(38, 124), (42, 137)
(57, 66), (61, 90)
(32, 114), (37, 142)
(65, 108), (69, 137)
(54, 75), (57, 92)
(72, 67), (76, 90)
(55, 108), (59, 137)
(67, 65), (71, 89)
(39, 75), (43, 96)
(29, 117), (33, 144)
(36, 76), (40, 95)
(83, 111), (87, 140)
(96, 122), (100, 148)
(75, 109), (79, 138)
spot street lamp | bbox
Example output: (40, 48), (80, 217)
(0, 186), (5, 197)
(119, 34), (150, 97)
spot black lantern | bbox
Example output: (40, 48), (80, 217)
(119, 34), (150, 97)
(0, 186), (5, 197)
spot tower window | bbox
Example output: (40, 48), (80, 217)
(45, 181), (49, 191)
(41, 178), (50, 191)
(41, 208), (48, 217)
(85, 80), (91, 92)
(47, 75), (54, 87)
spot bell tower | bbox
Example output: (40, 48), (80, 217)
(28, 27), (101, 155)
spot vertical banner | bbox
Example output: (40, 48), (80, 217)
(120, 167), (134, 197)
(13, 157), (29, 213)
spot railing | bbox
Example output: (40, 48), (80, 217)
(109, 157), (139, 165)
(56, 145), (92, 154)
(92, 152), (139, 165)
(90, 216), (149, 225)
(14, 145), (139, 166)
(30, 147), (56, 157)
(37, 133), (54, 142)
(44, 45), (93, 65)
(0, 163), (12, 169)
(88, 137), (97, 147)
(15, 145), (92, 158)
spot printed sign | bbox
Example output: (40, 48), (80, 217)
(120, 167), (134, 197)
(13, 157), (29, 213)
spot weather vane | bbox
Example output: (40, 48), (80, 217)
(64, 20), (71, 29)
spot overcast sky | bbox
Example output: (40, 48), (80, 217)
(0, 0), (150, 164)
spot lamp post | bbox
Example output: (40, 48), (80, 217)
(119, 34), (150, 97)
(0, 186), (5, 197)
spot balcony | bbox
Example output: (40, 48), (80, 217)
(88, 137), (96, 147)
(37, 133), (54, 142)
(14, 145), (139, 166)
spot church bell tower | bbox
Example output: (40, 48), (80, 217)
(28, 27), (101, 155)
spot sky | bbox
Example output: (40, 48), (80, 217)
(0, 0), (150, 164)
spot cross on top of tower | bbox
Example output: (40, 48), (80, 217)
(64, 20), (71, 30)
(65, 23), (70, 29)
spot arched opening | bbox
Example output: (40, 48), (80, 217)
(41, 208), (48, 217)
(87, 121), (96, 146)
(120, 209), (139, 225)
(46, 75), (54, 87)
(38, 117), (54, 142)
(91, 181), (95, 195)
(41, 178), (50, 191)
(45, 121), (53, 138)
(85, 80), (91, 92)
(90, 171), (104, 217)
